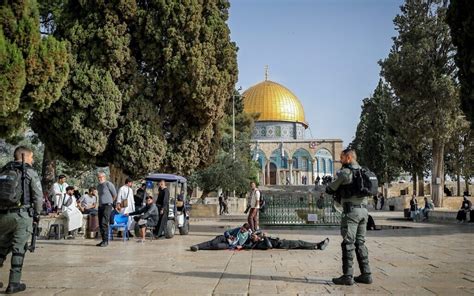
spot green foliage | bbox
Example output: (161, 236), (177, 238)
(445, 118), (474, 182)
(32, 0), (237, 180)
(380, 0), (458, 144)
(351, 80), (400, 183)
(379, 0), (459, 204)
(447, 0), (474, 128)
(190, 90), (258, 197)
(0, 0), (69, 139)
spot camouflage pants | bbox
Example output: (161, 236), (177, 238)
(0, 211), (32, 284)
(340, 207), (371, 276)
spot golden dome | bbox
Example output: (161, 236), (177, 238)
(243, 80), (307, 127)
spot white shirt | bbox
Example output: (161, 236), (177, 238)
(117, 185), (135, 214)
(53, 182), (69, 198)
(249, 189), (260, 209)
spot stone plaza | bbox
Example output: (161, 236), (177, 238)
(1, 212), (473, 295)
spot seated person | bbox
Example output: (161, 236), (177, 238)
(421, 197), (434, 220)
(190, 223), (251, 251)
(126, 195), (159, 242)
(245, 232), (329, 250)
(456, 193), (472, 223)
(61, 186), (83, 238)
(78, 187), (98, 215)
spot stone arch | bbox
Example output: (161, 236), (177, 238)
(292, 148), (312, 171)
(315, 148), (334, 177)
(270, 148), (289, 169)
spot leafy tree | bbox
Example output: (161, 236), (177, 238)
(379, 0), (458, 206)
(351, 79), (400, 185)
(0, 0), (69, 140)
(447, 0), (474, 127)
(190, 91), (259, 200)
(32, 0), (237, 186)
(445, 118), (473, 195)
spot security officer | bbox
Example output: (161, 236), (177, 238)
(0, 146), (43, 294)
(326, 148), (372, 285)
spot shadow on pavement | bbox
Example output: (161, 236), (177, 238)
(151, 270), (331, 285)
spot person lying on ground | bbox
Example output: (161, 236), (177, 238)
(125, 195), (158, 242)
(190, 223), (251, 251)
(244, 232), (330, 250)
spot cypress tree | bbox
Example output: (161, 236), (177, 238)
(379, 0), (458, 206)
(0, 0), (69, 139)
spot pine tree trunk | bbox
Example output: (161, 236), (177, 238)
(412, 171), (417, 196)
(109, 164), (128, 188)
(41, 146), (56, 194)
(431, 140), (445, 207)
(418, 172), (425, 196)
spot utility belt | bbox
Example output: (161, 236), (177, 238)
(342, 202), (366, 214)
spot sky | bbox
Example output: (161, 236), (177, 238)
(228, 0), (405, 146)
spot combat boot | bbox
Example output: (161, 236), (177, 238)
(354, 243), (373, 284)
(5, 283), (26, 294)
(332, 275), (354, 285)
(333, 243), (355, 286)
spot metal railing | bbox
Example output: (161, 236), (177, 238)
(260, 195), (341, 226)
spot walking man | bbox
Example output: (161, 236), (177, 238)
(326, 148), (372, 285)
(96, 172), (117, 247)
(247, 182), (260, 232)
(0, 146), (43, 293)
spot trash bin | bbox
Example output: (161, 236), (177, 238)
(389, 205), (395, 211)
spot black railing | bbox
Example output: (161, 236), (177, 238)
(260, 195), (341, 226)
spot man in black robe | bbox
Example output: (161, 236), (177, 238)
(154, 180), (169, 237)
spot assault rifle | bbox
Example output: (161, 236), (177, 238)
(28, 217), (39, 253)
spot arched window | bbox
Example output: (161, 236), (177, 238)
(292, 157), (298, 169)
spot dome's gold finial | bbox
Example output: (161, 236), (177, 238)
(264, 65), (269, 81)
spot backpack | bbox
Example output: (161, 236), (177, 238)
(0, 163), (24, 208)
(351, 167), (378, 197)
(259, 195), (266, 213)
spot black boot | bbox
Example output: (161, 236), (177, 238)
(0, 282), (3, 288)
(96, 241), (108, 247)
(332, 275), (354, 285)
(354, 243), (373, 284)
(190, 245), (199, 252)
(6, 283), (26, 294)
(333, 243), (354, 286)
(317, 238), (330, 250)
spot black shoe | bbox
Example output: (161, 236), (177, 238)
(190, 245), (199, 252)
(6, 283), (26, 294)
(354, 273), (373, 284)
(332, 275), (354, 286)
(317, 238), (330, 250)
(0, 282), (3, 288)
(127, 231), (134, 238)
(117, 231), (123, 238)
(96, 241), (108, 247)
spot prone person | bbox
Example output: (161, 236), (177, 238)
(245, 232), (330, 251)
(190, 223), (251, 251)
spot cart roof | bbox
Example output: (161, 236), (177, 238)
(145, 173), (187, 183)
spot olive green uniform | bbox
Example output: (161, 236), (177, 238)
(0, 163), (43, 285)
(327, 161), (371, 280)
